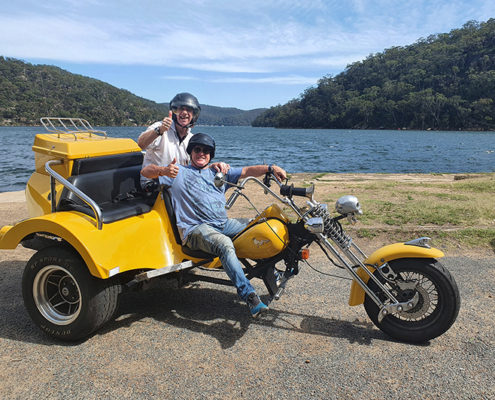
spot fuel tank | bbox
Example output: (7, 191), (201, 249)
(233, 204), (290, 259)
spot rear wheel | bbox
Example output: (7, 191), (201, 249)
(363, 258), (460, 343)
(22, 245), (121, 341)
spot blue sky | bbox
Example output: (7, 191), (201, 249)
(1, 1), (494, 110)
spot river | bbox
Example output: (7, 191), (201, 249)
(0, 126), (493, 192)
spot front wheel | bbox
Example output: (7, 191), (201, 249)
(363, 258), (460, 343)
(22, 245), (121, 341)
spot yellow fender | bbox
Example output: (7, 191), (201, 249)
(0, 201), (200, 279)
(348, 243), (444, 306)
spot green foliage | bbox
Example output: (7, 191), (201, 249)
(252, 19), (495, 131)
(0, 57), (265, 127)
(0, 57), (167, 126)
(196, 105), (267, 126)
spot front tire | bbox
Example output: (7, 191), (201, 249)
(363, 258), (460, 343)
(22, 245), (121, 341)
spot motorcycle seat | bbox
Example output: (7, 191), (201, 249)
(57, 153), (158, 224)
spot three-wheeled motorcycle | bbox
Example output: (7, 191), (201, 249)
(0, 118), (460, 342)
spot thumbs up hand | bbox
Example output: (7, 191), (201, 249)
(162, 111), (173, 131)
(160, 157), (179, 178)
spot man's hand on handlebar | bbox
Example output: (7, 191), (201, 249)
(270, 165), (287, 182)
(211, 162), (230, 174)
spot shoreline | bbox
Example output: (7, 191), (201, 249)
(2, 124), (494, 131)
(0, 171), (491, 203)
(0, 172), (493, 257)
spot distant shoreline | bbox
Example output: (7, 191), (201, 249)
(1, 124), (494, 132)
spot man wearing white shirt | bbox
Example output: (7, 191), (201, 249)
(138, 92), (228, 190)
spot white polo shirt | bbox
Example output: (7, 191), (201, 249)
(140, 121), (192, 187)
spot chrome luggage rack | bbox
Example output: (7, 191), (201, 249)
(40, 117), (107, 140)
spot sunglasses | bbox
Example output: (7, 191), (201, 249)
(192, 146), (211, 155)
(171, 106), (195, 115)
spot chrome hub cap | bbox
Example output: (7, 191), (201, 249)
(33, 266), (81, 325)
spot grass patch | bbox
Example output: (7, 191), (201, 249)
(443, 228), (495, 249)
(331, 175), (495, 227)
(356, 228), (378, 239)
(361, 181), (399, 190)
(316, 174), (495, 249)
(354, 228), (495, 250)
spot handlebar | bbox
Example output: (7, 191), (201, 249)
(223, 171), (315, 211)
(225, 188), (242, 210)
(263, 172), (313, 199)
(280, 184), (313, 198)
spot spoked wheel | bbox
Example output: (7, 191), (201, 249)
(363, 258), (460, 343)
(22, 245), (121, 341)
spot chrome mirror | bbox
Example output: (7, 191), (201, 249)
(214, 172), (226, 188)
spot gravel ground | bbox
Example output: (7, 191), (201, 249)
(0, 185), (494, 399)
(0, 245), (493, 399)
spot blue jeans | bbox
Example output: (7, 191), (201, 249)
(186, 219), (255, 302)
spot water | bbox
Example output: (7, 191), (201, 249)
(0, 126), (494, 193)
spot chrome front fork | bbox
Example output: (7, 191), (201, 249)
(316, 232), (419, 323)
(305, 202), (419, 320)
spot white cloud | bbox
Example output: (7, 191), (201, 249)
(1, 1), (494, 76)
(161, 74), (319, 85)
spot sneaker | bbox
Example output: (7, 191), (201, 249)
(246, 292), (268, 317)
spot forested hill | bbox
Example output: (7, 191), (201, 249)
(0, 57), (265, 127)
(196, 105), (267, 126)
(253, 19), (495, 131)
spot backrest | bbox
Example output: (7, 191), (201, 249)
(72, 152), (144, 175)
(162, 188), (183, 245)
(63, 165), (143, 205)
(58, 152), (145, 207)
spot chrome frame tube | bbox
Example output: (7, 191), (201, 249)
(229, 174), (400, 309)
(227, 176), (304, 217)
(350, 242), (367, 259)
(316, 234), (392, 307)
(40, 117), (107, 139)
(45, 160), (103, 230)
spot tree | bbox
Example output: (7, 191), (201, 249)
(253, 18), (495, 130)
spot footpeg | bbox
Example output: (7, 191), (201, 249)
(274, 286), (284, 300)
(273, 278), (289, 300)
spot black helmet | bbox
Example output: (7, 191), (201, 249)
(187, 133), (215, 159)
(170, 92), (201, 128)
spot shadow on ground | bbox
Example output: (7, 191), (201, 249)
(0, 265), (390, 348)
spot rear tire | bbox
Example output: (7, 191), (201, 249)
(363, 258), (460, 343)
(22, 245), (121, 341)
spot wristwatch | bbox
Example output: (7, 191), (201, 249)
(154, 126), (163, 136)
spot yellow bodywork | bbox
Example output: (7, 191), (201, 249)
(235, 204), (290, 258)
(27, 132), (141, 219)
(0, 130), (214, 279)
(207, 203), (291, 269)
(0, 193), (211, 279)
(348, 243), (444, 306)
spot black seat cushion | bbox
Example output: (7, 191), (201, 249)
(59, 197), (156, 224)
(58, 165), (158, 224)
